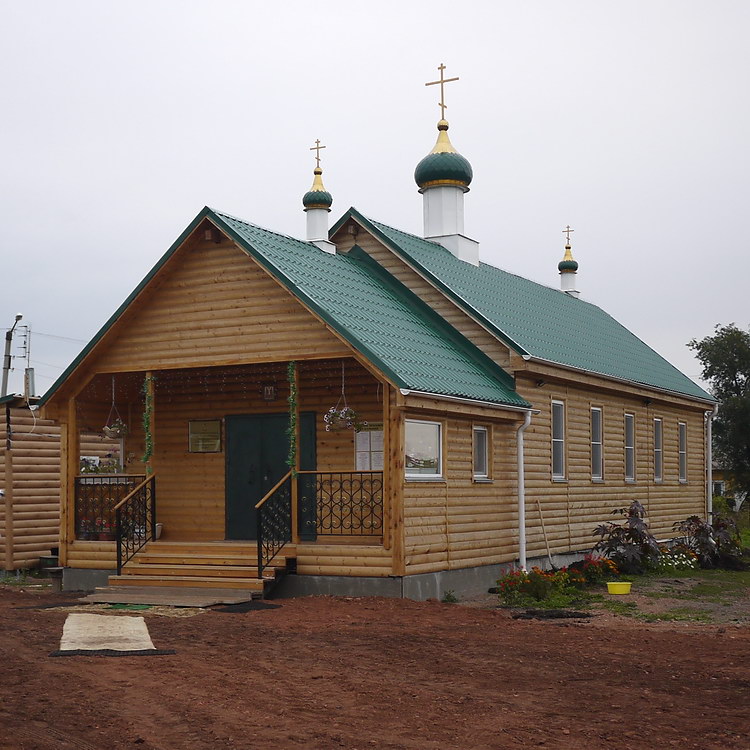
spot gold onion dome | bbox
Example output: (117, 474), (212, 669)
(414, 119), (473, 192)
(558, 244), (579, 272)
(302, 167), (333, 210)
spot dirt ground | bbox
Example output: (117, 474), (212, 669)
(1, 584), (749, 750)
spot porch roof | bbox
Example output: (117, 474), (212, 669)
(333, 209), (713, 403)
(40, 207), (529, 410)
(213, 210), (529, 408)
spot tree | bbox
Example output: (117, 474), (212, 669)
(689, 324), (750, 497)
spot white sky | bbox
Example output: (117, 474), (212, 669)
(2, 1), (748, 397)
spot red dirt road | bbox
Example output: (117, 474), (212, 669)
(1, 586), (748, 750)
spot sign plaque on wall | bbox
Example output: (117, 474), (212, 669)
(188, 420), (222, 453)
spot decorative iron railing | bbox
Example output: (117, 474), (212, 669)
(74, 474), (145, 541)
(299, 470), (383, 537)
(256, 471), (292, 580)
(115, 474), (157, 575)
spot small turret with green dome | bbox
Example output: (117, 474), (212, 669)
(558, 245), (579, 273)
(414, 118), (473, 192)
(302, 167), (332, 211)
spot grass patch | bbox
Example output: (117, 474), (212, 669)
(639, 607), (713, 623)
(601, 600), (638, 616)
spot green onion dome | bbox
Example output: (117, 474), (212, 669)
(558, 245), (579, 272)
(415, 120), (473, 192)
(302, 167), (333, 210)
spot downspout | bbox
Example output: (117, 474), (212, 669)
(706, 404), (718, 518)
(516, 410), (532, 571)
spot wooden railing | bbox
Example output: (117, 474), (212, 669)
(255, 471), (292, 580)
(74, 474), (145, 541)
(115, 474), (157, 575)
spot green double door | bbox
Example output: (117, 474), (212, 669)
(225, 412), (316, 540)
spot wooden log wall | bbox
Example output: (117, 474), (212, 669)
(402, 413), (520, 575)
(66, 358), (389, 573)
(1, 406), (116, 570)
(515, 374), (708, 558)
(88, 232), (351, 375)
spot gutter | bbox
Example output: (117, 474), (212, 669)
(398, 389), (531, 413)
(516, 410), (533, 571)
(521, 354), (715, 406)
(706, 403), (718, 518)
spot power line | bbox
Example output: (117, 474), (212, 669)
(33, 331), (87, 344)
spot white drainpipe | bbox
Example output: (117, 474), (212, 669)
(516, 410), (533, 571)
(706, 404), (718, 518)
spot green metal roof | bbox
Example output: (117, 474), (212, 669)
(40, 207), (529, 409)
(213, 210), (528, 407)
(337, 209), (713, 402)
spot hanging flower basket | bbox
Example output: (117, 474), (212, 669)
(102, 417), (128, 439)
(324, 406), (367, 433)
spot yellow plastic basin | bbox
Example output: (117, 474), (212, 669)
(607, 581), (632, 595)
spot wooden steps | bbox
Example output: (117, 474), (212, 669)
(107, 540), (293, 596)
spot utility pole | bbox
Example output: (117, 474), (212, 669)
(1, 313), (23, 398)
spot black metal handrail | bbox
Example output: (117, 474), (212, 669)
(74, 474), (145, 541)
(255, 471), (292, 580)
(115, 474), (156, 575)
(299, 470), (383, 537)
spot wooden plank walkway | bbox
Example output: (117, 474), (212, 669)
(81, 586), (257, 607)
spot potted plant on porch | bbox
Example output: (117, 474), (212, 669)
(95, 517), (116, 541)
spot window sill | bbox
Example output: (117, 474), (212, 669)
(592, 478), (605, 484)
(679, 480), (688, 485)
(625, 479), (637, 484)
(472, 477), (493, 484)
(551, 477), (567, 483)
(406, 476), (446, 483)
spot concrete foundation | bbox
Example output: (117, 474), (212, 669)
(62, 550), (590, 600)
(62, 567), (114, 592)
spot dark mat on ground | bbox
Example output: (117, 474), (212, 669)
(50, 649), (176, 657)
(513, 609), (594, 620)
(212, 601), (282, 613)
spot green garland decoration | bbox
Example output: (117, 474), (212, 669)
(141, 374), (155, 474)
(286, 361), (298, 477)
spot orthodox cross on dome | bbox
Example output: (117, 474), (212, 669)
(562, 225), (575, 245)
(425, 63), (459, 120)
(310, 139), (326, 168)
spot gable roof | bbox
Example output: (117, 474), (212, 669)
(333, 209), (713, 403)
(40, 207), (529, 410)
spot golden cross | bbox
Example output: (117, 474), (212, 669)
(425, 63), (459, 120)
(563, 225), (575, 243)
(310, 139), (326, 168)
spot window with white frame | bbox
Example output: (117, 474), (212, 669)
(552, 400), (565, 479)
(405, 419), (442, 478)
(653, 418), (663, 481)
(473, 425), (489, 479)
(591, 407), (603, 480)
(712, 480), (725, 496)
(624, 413), (635, 481)
(678, 422), (687, 482)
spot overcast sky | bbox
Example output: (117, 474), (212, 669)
(2, 1), (748, 398)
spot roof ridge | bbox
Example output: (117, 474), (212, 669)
(210, 207), (320, 250)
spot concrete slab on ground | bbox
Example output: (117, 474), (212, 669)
(81, 587), (257, 607)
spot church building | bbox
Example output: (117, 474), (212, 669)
(39, 66), (715, 598)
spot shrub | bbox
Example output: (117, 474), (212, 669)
(592, 501), (661, 573)
(673, 514), (744, 569)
